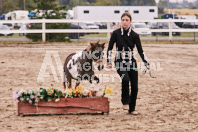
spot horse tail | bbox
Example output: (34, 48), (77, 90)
(63, 71), (67, 92)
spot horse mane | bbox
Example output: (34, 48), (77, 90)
(86, 40), (100, 51)
(86, 45), (92, 51)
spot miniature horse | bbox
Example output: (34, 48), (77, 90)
(63, 41), (105, 95)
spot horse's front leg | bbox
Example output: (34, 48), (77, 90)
(75, 75), (81, 88)
(63, 73), (72, 92)
(67, 76), (72, 89)
(89, 75), (100, 96)
(97, 61), (104, 71)
(93, 75), (100, 91)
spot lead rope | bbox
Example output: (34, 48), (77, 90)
(108, 50), (112, 64)
(122, 47), (126, 63)
(128, 47), (132, 63)
(142, 67), (157, 78)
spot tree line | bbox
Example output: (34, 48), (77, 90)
(0, 0), (156, 16)
(1, 0), (198, 16)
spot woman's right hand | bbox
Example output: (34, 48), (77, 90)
(106, 64), (112, 69)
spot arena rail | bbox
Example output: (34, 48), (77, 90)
(0, 19), (198, 42)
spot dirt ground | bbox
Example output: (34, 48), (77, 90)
(0, 43), (197, 132)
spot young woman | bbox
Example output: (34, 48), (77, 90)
(106, 12), (150, 115)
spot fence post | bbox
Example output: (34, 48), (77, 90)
(169, 18), (172, 42)
(42, 18), (46, 42)
(107, 22), (111, 40)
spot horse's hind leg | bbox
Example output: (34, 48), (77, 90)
(92, 75), (100, 91)
(75, 75), (81, 88)
(63, 72), (72, 91)
(75, 81), (80, 88)
(67, 76), (72, 88)
(89, 75), (100, 96)
(63, 72), (68, 92)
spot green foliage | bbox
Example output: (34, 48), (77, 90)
(13, 84), (64, 105)
(13, 85), (113, 105)
(158, 0), (167, 14)
(95, 0), (119, 6)
(0, 0), (36, 15)
(58, 0), (156, 6)
(26, 0), (70, 42)
(1, 0), (16, 14)
(46, 23), (69, 42)
(34, 0), (57, 11)
(129, 0), (156, 6)
(26, 22), (70, 42)
(26, 24), (42, 42)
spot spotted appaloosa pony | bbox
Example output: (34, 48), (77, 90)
(63, 41), (105, 94)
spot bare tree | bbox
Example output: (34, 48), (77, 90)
(0, 0), (2, 16)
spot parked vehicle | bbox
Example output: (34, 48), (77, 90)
(161, 13), (183, 28)
(19, 24), (28, 36)
(73, 6), (158, 20)
(0, 25), (13, 36)
(85, 22), (99, 34)
(85, 22), (99, 29)
(28, 12), (36, 19)
(151, 22), (181, 36)
(27, 23), (35, 28)
(147, 22), (158, 29)
(3, 23), (14, 29)
(161, 14), (178, 19)
(101, 22), (107, 29)
(182, 22), (198, 28)
(67, 23), (84, 39)
(72, 22), (89, 29)
(5, 10), (29, 28)
(95, 22), (107, 29)
(0, 13), (6, 20)
(131, 23), (151, 36)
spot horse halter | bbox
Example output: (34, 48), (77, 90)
(90, 51), (103, 63)
(96, 59), (103, 63)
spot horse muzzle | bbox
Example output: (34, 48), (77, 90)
(96, 59), (104, 71)
(97, 65), (104, 71)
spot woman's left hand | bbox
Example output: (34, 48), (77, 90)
(147, 65), (150, 70)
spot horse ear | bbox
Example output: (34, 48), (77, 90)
(101, 43), (105, 48)
(96, 40), (100, 44)
(90, 42), (95, 47)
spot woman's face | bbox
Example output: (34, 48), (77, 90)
(121, 15), (132, 30)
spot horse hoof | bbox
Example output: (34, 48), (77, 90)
(91, 91), (97, 97)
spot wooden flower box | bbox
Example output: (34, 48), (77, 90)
(17, 97), (109, 116)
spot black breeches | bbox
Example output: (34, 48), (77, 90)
(116, 62), (138, 112)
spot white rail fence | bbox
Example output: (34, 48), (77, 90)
(0, 19), (198, 42)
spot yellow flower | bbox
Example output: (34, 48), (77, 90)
(73, 90), (76, 94)
(40, 96), (43, 100)
(69, 89), (73, 93)
(88, 90), (92, 96)
(56, 88), (59, 91)
(46, 88), (50, 91)
(104, 87), (113, 95)
(51, 87), (54, 90)
(76, 86), (83, 91)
